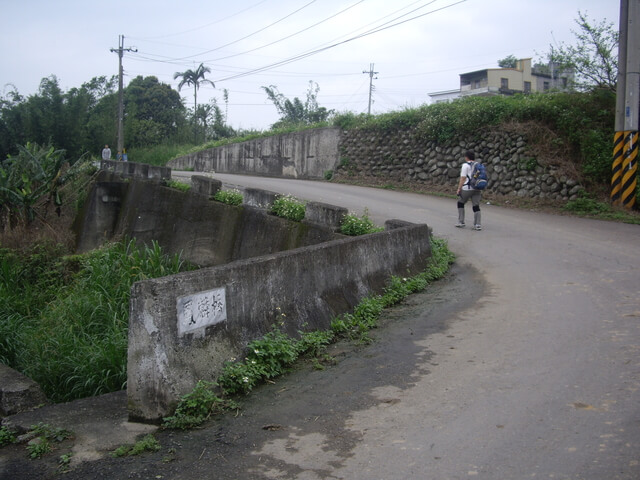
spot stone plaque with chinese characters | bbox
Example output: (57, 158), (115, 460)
(176, 287), (227, 337)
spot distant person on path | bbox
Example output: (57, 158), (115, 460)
(101, 145), (111, 161)
(455, 150), (482, 230)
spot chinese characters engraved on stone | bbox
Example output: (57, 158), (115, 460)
(177, 287), (227, 337)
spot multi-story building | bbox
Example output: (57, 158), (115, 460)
(429, 58), (573, 103)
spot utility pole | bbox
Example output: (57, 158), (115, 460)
(110, 35), (137, 157)
(612, 0), (639, 209)
(363, 63), (378, 116)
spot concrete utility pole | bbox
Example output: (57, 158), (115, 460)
(363, 63), (378, 116)
(110, 35), (137, 157)
(612, 0), (639, 208)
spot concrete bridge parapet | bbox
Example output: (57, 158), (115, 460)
(100, 160), (170, 182)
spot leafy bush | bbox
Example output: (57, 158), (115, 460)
(271, 194), (306, 221)
(213, 189), (243, 205)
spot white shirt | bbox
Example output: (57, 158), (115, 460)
(460, 161), (474, 191)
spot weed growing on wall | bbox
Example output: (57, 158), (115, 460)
(162, 380), (238, 430)
(213, 189), (243, 205)
(217, 237), (453, 395)
(163, 179), (191, 192)
(271, 194), (306, 221)
(0, 426), (16, 446)
(340, 210), (384, 236)
(111, 434), (161, 457)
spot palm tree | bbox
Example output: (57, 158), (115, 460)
(174, 63), (215, 142)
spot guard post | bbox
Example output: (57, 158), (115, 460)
(613, 0), (639, 209)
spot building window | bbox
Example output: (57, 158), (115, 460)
(524, 81), (531, 93)
(543, 81), (550, 91)
(474, 79), (481, 89)
(501, 78), (509, 89)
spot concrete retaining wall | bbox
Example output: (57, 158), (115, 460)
(167, 127), (341, 179)
(76, 177), (344, 267)
(127, 221), (432, 422)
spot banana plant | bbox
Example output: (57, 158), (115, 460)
(0, 142), (67, 227)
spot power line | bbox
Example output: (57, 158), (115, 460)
(198, 0), (366, 64)
(160, 0), (320, 62)
(129, 0), (269, 41)
(213, 0), (468, 83)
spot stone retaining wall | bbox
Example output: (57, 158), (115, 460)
(336, 128), (582, 201)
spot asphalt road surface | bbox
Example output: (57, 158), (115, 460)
(177, 172), (640, 479)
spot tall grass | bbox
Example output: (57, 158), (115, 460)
(0, 239), (194, 402)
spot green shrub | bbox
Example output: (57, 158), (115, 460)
(271, 194), (306, 221)
(213, 189), (243, 205)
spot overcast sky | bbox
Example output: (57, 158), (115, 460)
(1, 0), (620, 131)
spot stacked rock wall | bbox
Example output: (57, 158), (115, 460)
(336, 128), (583, 201)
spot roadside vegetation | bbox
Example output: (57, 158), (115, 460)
(0, 239), (194, 403)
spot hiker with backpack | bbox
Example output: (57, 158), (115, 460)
(456, 150), (487, 230)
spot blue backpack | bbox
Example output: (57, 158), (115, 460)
(468, 161), (488, 190)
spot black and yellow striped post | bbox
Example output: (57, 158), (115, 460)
(613, 1), (639, 209)
(621, 131), (638, 209)
(611, 131), (625, 205)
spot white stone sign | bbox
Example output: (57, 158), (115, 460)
(177, 287), (227, 337)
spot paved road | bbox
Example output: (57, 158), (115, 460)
(177, 172), (640, 479)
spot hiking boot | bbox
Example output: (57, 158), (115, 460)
(455, 222), (465, 228)
(473, 224), (482, 231)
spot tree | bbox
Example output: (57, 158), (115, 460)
(543, 11), (618, 92)
(124, 76), (186, 147)
(498, 55), (518, 68)
(174, 64), (215, 142)
(262, 81), (333, 129)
